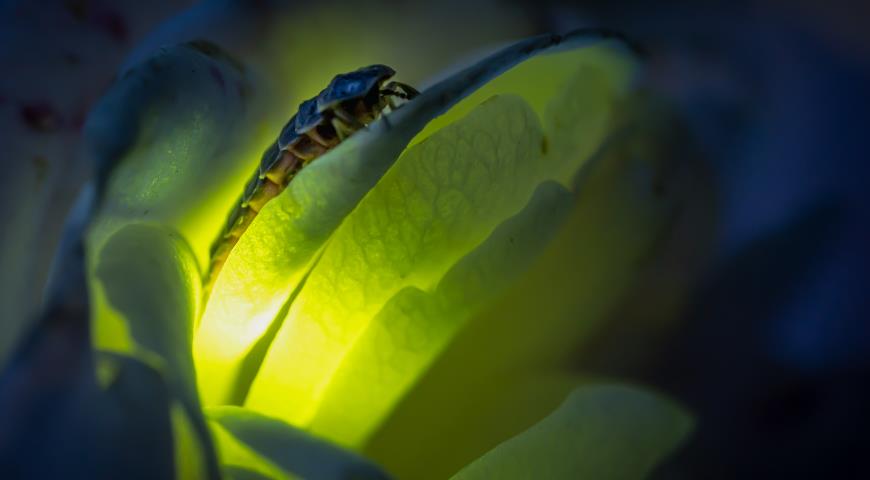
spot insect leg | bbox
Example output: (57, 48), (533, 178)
(384, 81), (420, 98)
(331, 118), (354, 141)
(381, 82), (419, 110)
(306, 128), (340, 148)
(331, 106), (365, 140)
(332, 106), (365, 129)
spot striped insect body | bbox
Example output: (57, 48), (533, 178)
(204, 65), (419, 292)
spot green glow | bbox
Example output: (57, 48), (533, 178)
(86, 35), (655, 470)
(306, 182), (574, 446)
(363, 112), (694, 477)
(192, 111), (419, 406)
(309, 48), (634, 450)
(235, 43), (639, 445)
(244, 94), (548, 425)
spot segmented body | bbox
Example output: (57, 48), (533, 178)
(204, 65), (418, 292)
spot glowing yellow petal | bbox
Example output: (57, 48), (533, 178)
(244, 95), (546, 424)
(365, 108), (709, 479)
(306, 182), (573, 447)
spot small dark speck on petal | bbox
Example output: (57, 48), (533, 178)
(20, 103), (61, 132)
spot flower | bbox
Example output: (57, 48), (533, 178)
(1, 13), (709, 480)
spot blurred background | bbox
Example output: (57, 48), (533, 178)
(0, 0), (867, 478)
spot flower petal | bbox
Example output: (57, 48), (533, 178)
(306, 182), (574, 447)
(363, 106), (711, 478)
(192, 32), (576, 406)
(94, 223), (221, 478)
(95, 224), (201, 401)
(238, 31), (641, 436)
(450, 384), (692, 479)
(244, 94), (549, 424)
(85, 41), (275, 353)
(208, 406), (391, 480)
